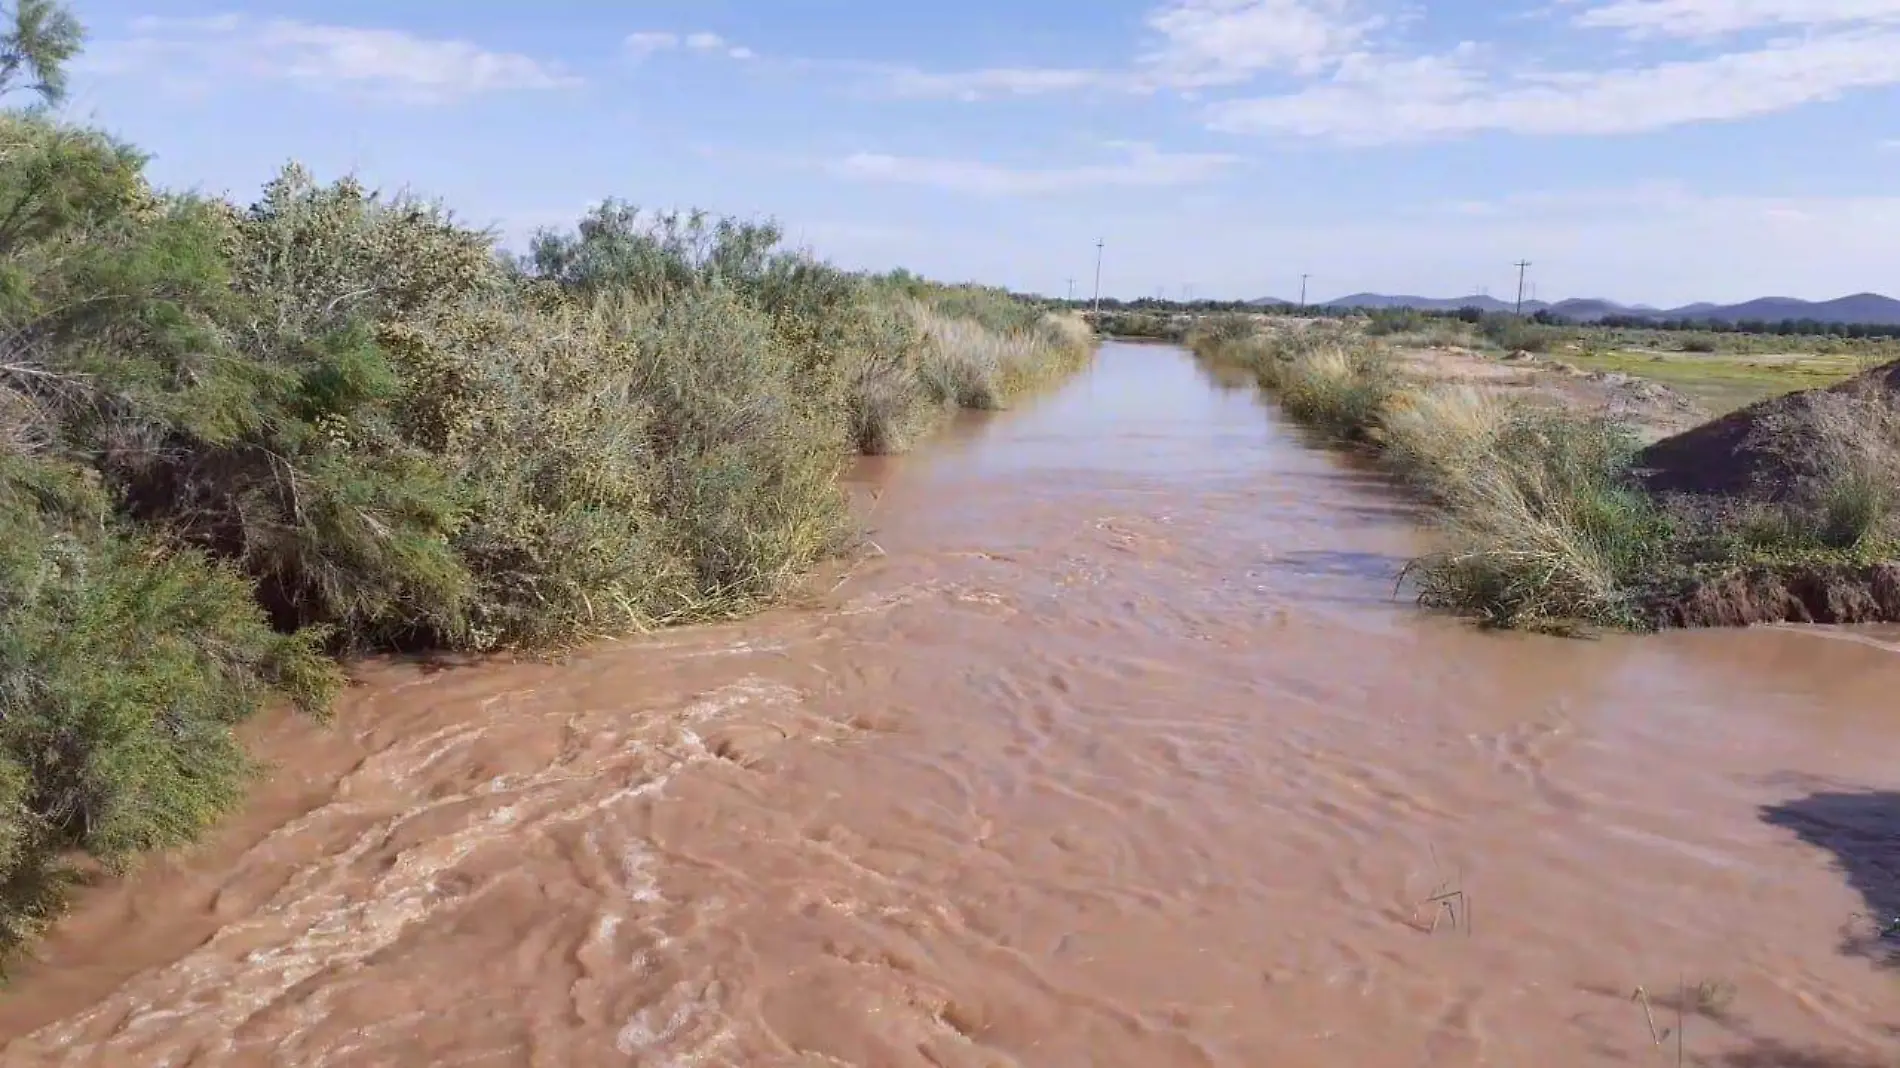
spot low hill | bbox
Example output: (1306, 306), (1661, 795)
(1262, 291), (1900, 326)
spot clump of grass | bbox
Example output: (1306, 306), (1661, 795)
(906, 298), (1092, 411)
(1378, 384), (1510, 494)
(1748, 383), (1900, 552)
(1189, 319), (1395, 438)
(1274, 334), (1397, 436)
(1403, 409), (1674, 632)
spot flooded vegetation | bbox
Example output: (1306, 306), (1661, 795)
(4, 5), (1900, 1066)
(4, 344), (1899, 1066)
(0, 58), (1089, 973)
(1190, 318), (1900, 632)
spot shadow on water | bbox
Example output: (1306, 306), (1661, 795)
(1759, 787), (1900, 969)
(1710, 1039), (1899, 1067)
(1268, 549), (1410, 584)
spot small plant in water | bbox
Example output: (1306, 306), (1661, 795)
(1631, 975), (1738, 1065)
(1412, 845), (1472, 936)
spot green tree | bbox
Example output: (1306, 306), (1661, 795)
(0, 0), (82, 107)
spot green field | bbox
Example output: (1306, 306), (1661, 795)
(1555, 347), (1875, 414)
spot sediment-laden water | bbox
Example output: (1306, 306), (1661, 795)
(4, 343), (1897, 1066)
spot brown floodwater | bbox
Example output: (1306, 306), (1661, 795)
(4, 342), (1900, 1067)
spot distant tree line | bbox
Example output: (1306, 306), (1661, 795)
(1027, 294), (1900, 340)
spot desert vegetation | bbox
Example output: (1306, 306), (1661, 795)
(0, 3), (1091, 967)
(1190, 315), (1900, 634)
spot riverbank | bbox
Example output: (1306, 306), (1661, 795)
(8, 343), (1897, 1067)
(1189, 317), (1900, 633)
(0, 108), (1091, 966)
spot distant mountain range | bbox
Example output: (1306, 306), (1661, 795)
(1248, 291), (1900, 326)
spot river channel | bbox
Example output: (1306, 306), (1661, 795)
(3, 342), (1898, 1066)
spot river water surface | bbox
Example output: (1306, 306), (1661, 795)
(4, 343), (1899, 1066)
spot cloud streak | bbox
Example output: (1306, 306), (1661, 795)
(1209, 29), (1900, 142)
(86, 15), (578, 104)
(1566, 0), (1900, 38)
(827, 0), (1900, 145)
(825, 142), (1241, 195)
(624, 29), (757, 62)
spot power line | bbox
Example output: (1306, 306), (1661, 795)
(1298, 273), (1311, 311)
(1513, 259), (1533, 316)
(1066, 277), (1075, 301)
(1091, 239), (1105, 316)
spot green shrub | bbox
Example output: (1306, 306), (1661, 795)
(1477, 314), (1560, 353)
(1365, 307), (1428, 336)
(0, 453), (336, 961)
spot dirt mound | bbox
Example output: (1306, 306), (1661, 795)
(1634, 359), (1900, 499)
(1648, 563), (1900, 628)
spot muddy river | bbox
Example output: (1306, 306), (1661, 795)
(3, 343), (1899, 1066)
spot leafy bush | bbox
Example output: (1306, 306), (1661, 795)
(1365, 307), (1428, 336)
(0, 453), (337, 960)
(1477, 313), (1560, 353)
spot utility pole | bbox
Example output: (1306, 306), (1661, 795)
(1091, 239), (1104, 316)
(1298, 273), (1310, 311)
(1066, 277), (1075, 302)
(1513, 260), (1532, 316)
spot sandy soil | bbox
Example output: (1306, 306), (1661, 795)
(1391, 344), (1709, 443)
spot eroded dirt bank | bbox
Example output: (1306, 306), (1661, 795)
(3, 344), (1899, 1066)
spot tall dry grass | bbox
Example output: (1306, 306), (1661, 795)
(1191, 316), (1673, 631)
(1193, 316), (1900, 632)
(1190, 321), (1396, 438)
(1401, 411), (1673, 631)
(907, 299), (1093, 412)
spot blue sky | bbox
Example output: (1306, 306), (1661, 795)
(54, 0), (1900, 306)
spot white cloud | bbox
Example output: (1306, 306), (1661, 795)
(624, 31), (680, 59)
(868, 0), (1371, 99)
(624, 28), (757, 64)
(1567, 0), (1900, 38)
(837, 0), (1900, 143)
(826, 142), (1241, 195)
(1138, 0), (1384, 85)
(1209, 25), (1900, 142)
(89, 15), (578, 103)
(881, 66), (1110, 100)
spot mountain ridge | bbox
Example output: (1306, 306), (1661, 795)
(1248, 291), (1900, 326)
